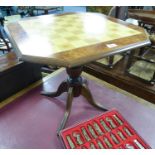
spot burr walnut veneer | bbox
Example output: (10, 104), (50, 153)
(5, 13), (150, 135)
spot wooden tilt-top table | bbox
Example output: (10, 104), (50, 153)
(128, 9), (155, 27)
(5, 13), (150, 135)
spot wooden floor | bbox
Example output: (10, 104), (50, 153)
(84, 55), (155, 104)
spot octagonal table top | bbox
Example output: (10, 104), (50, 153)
(5, 12), (150, 67)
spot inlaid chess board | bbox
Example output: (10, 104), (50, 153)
(5, 13), (149, 67)
(18, 13), (140, 54)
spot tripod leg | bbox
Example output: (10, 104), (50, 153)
(81, 84), (107, 111)
(57, 87), (74, 135)
(41, 81), (68, 97)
